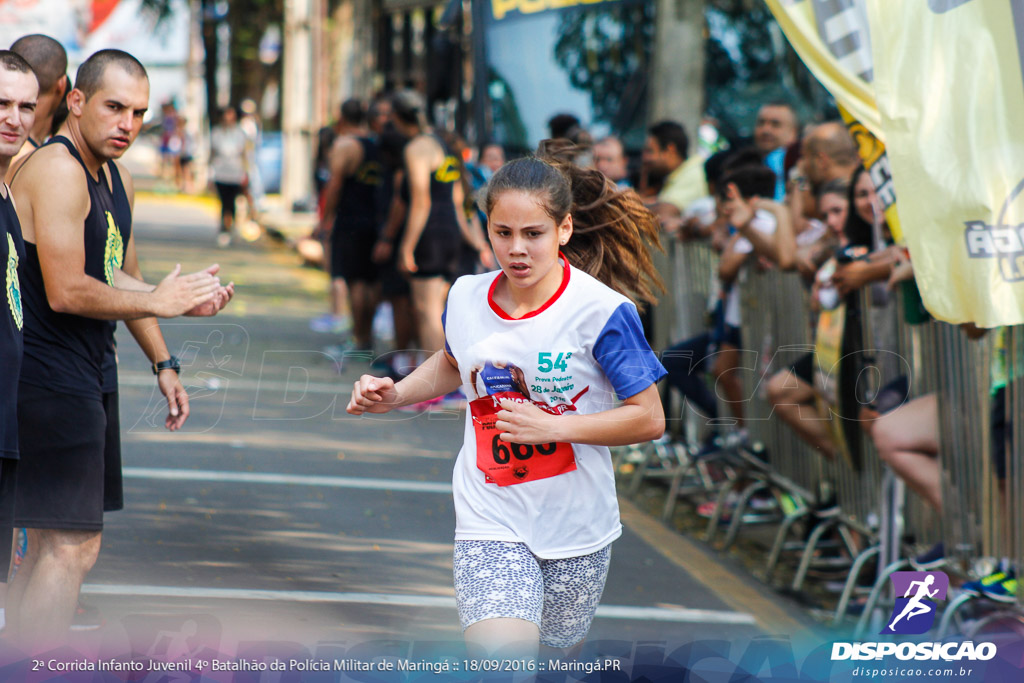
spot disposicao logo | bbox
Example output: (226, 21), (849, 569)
(831, 570), (998, 663)
(883, 571), (948, 635)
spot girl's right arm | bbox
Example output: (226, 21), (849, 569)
(347, 349), (462, 414)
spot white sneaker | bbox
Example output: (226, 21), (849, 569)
(216, 232), (231, 248)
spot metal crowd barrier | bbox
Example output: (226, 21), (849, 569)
(633, 237), (1024, 636)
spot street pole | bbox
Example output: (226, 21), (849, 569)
(651, 0), (705, 138)
(186, 0), (206, 184)
(282, 0), (317, 210)
(649, 0), (706, 351)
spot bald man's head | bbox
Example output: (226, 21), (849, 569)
(11, 34), (67, 94)
(802, 121), (859, 185)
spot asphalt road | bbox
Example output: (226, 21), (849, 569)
(45, 194), (821, 671)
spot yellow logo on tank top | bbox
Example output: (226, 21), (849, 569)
(434, 156), (461, 184)
(103, 211), (124, 286)
(6, 233), (21, 330)
(355, 161), (383, 186)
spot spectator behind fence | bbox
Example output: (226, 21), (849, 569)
(592, 136), (630, 188)
(661, 153), (795, 449)
(788, 121), (860, 235)
(766, 173), (855, 461)
(643, 120), (708, 233)
(767, 163), (899, 466)
(753, 102), (799, 201)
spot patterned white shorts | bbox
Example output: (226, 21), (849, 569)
(453, 540), (612, 648)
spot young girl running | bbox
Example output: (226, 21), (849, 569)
(347, 153), (667, 656)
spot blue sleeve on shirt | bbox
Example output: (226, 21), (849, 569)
(766, 147), (786, 202)
(441, 302), (452, 356)
(593, 302), (667, 400)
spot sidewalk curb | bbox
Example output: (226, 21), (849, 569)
(619, 497), (816, 635)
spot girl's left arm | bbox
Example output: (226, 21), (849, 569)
(494, 384), (665, 447)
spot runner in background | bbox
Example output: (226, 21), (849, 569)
(318, 98), (382, 354)
(348, 150), (666, 657)
(372, 106), (418, 379)
(389, 91), (469, 371)
(6, 34), (67, 183)
(0, 48), (39, 632)
(209, 106), (248, 248)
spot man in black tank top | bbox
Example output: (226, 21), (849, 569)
(0, 50), (40, 627)
(318, 98), (383, 351)
(6, 34), (68, 184)
(9, 49), (234, 649)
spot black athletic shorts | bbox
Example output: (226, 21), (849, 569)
(0, 458), (17, 581)
(331, 222), (379, 283)
(103, 391), (124, 513)
(14, 383), (123, 531)
(412, 221), (459, 281)
(791, 352), (815, 385)
(991, 386), (1010, 481)
(214, 182), (244, 222)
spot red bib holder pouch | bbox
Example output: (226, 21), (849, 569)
(469, 391), (576, 486)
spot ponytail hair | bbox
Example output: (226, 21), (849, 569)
(480, 142), (664, 310)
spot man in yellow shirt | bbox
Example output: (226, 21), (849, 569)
(642, 120), (708, 224)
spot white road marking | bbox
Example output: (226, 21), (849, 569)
(119, 373), (351, 396)
(80, 584), (757, 625)
(123, 467), (452, 494)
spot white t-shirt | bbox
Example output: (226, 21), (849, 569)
(725, 209), (777, 327)
(210, 125), (247, 185)
(443, 261), (666, 559)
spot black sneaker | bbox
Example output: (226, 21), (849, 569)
(910, 542), (945, 571)
(70, 601), (104, 632)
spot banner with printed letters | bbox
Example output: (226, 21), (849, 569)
(763, 1), (902, 242)
(865, 0), (1024, 326)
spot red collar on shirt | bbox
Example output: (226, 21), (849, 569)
(487, 254), (571, 320)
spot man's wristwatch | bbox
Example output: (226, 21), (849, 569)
(152, 355), (181, 375)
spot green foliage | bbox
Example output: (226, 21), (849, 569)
(551, 3), (654, 131)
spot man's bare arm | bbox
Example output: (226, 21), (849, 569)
(15, 154), (219, 319)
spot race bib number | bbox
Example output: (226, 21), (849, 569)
(469, 391), (576, 486)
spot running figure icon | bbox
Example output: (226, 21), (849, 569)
(888, 574), (940, 631)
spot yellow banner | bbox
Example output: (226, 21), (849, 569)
(866, 0), (1024, 326)
(762, 0), (881, 137)
(814, 304), (854, 471)
(837, 105), (902, 244)
(764, 0), (902, 245)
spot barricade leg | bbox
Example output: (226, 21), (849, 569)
(833, 545), (881, 626)
(722, 479), (773, 549)
(854, 558), (911, 639)
(936, 592), (977, 639)
(704, 480), (740, 543)
(791, 517), (840, 592)
(765, 506), (812, 580)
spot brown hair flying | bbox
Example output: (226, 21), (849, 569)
(480, 141), (664, 310)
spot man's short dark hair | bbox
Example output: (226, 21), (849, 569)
(719, 165), (776, 200)
(340, 98), (365, 125)
(648, 120), (689, 158)
(760, 100), (798, 117)
(722, 147), (764, 173)
(0, 49), (35, 80)
(548, 113), (581, 140)
(10, 34), (66, 92)
(74, 49), (147, 99)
